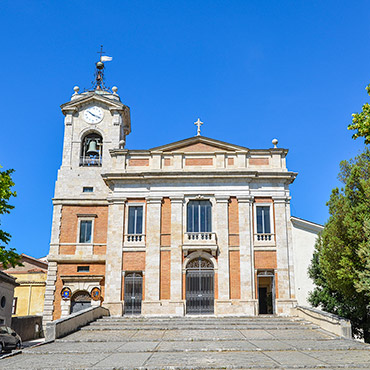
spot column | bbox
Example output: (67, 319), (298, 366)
(142, 197), (162, 314)
(170, 196), (184, 315)
(104, 199), (125, 316)
(215, 195), (230, 300)
(237, 196), (254, 301)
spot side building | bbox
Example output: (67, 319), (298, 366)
(43, 68), (321, 324)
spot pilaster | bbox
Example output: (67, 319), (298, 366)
(42, 261), (58, 326)
(215, 195), (229, 300)
(169, 196), (184, 315)
(142, 196), (162, 314)
(237, 196), (254, 301)
(104, 198), (126, 316)
(273, 196), (297, 314)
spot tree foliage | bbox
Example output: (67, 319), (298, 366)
(0, 166), (21, 268)
(308, 148), (370, 342)
(348, 84), (370, 144)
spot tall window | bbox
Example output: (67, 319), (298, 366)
(79, 220), (92, 243)
(128, 206), (143, 234)
(256, 206), (271, 234)
(187, 200), (212, 232)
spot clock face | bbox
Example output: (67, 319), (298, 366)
(83, 106), (104, 124)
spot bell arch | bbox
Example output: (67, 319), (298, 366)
(80, 131), (103, 166)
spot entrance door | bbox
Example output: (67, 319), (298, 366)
(70, 291), (91, 314)
(186, 257), (214, 314)
(257, 271), (275, 315)
(124, 272), (142, 315)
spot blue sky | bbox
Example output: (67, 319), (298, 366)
(0, 1), (368, 258)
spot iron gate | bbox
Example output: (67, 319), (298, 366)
(124, 272), (142, 315)
(186, 257), (214, 314)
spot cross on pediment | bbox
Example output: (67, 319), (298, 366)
(194, 118), (203, 136)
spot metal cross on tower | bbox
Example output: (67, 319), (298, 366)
(194, 118), (204, 136)
(97, 45), (105, 60)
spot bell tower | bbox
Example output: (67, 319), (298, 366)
(54, 58), (131, 197)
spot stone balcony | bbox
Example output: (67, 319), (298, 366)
(124, 234), (146, 247)
(254, 233), (275, 246)
(183, 232), (218, 256)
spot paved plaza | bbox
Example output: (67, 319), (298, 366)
(1, 316), (370, 369)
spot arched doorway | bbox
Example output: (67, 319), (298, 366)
(70, 290), (91, 314)
(124, 272), (143, 315)
(186, 257), (214, 314)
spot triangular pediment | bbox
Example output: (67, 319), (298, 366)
(61, 92), (126, 113)
(150, 136), (249, 153)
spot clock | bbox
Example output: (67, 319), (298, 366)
(83, 106), (104, 124)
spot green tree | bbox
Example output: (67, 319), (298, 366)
(0, 166), (21, 268)
(348, 84), (370, 144)
(308, 149), (370, 342)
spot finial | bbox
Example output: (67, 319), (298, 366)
(92, 46), (113, 91)
(194, 118), (204, 136)
(73, 86), (80, 95)
(112, 86), (118, 94)
(272, 138), (278, 148)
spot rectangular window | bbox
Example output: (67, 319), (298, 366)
(256, 206), (271, 234)
(79, 220), (92, 243)
(128, 206), (143, 234)
(83, 187), (93, 193)
(77, 266), (90, 272)
(187, 200), (212, 232)
(12, 297), (17, 315)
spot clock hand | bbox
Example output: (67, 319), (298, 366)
(88, 111), (98, 118)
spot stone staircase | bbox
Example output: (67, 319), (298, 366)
(2, 316), (370, 369)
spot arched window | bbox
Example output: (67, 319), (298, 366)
(80, 132), (103, 167)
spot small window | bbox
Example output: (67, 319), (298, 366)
(0, 296), (6, 308)
(79, 220), (92, 243)
(128, 206), (143, 234)
(12, 297), (17, 315)
(77, 266), (90, 272)
(187, 200), (212, 232)
(83, 187), (93, 193)
(256, 206), (271, 234)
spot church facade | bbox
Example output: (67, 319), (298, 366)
(43, 68), (322, 324)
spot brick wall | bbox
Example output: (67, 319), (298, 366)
(122, 251), (146, 271)
(160, 198), (171, 247)
(228, 197), (239, 246)
(160, 251), (171, 300)
(229, 251), (241, 299)
(128, 158), (149, 166)
(59, 205), (108, 244)
(185, 158), (213, 166)
(173, 143), (223, 152)
(249, 158), (269, 165)
(53, 263), (106, 320)
(254, 251), (277, 269)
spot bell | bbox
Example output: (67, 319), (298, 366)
(86, 140), (99, 156)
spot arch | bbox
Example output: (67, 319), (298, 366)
(80, 131), (103, 167)
(185, 254), (215, 314)
(183, 250), (217, 272)
(70, 290), (91, 314)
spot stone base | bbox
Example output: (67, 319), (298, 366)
(275, 299), (297, 316)
(215, 300), (257, 316)
(141, 300), (185, 316)
(103, 302), (123, 316)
